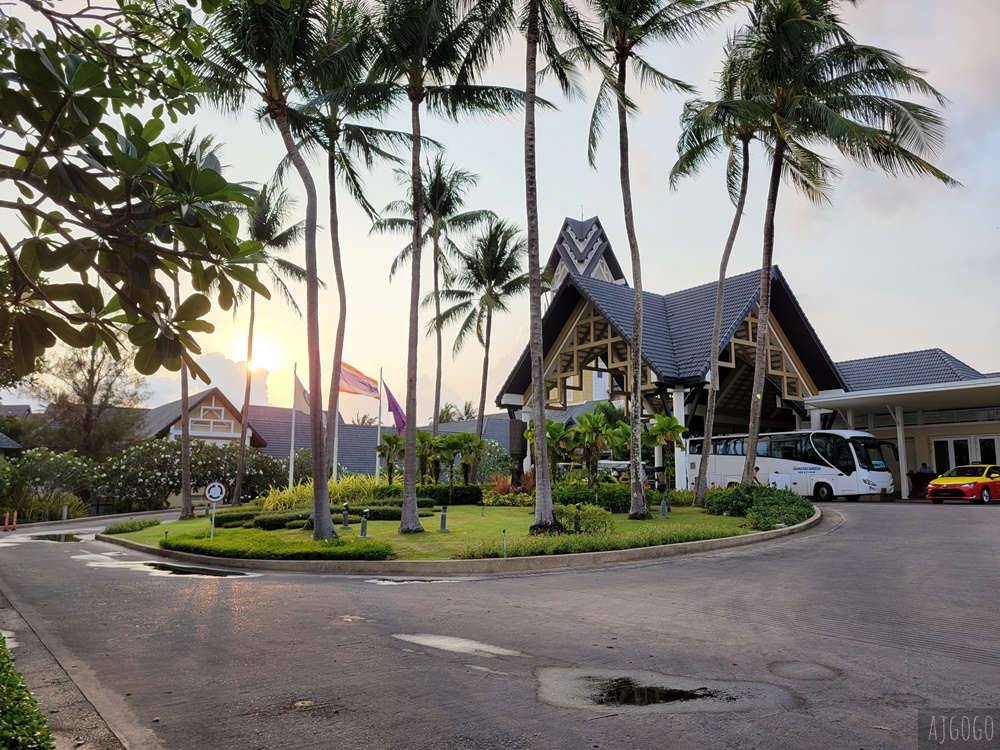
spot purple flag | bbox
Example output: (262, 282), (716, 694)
(385, 383), (405, 433)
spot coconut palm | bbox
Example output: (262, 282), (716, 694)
(432, 219), (530, 479)
(293, 0), (414, 484)
(367, 0), (524, 532)
(576, 0), (737, 520)
(202, 0), (344, 538)
(372, 155), (495, 436)
(231, 185), (308, 506)
(670, 30), (831, 506)
(730, 0), (957, 483)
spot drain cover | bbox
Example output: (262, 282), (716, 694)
(143, 563), (246, 577)
(30, 534), (82, 542)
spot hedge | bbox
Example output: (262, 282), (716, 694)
(251, 511), (314, 531)
(553, 503), (614, 533)
(160, 529), (393, 560)
(372, 484), (482, 505)
(703, 485), (814, 530)
(103, 518), (162, 535)
(0, 633), (55, 750)
(551, 483), (663, 514)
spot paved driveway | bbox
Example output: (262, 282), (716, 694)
(1, 503), (998, 750)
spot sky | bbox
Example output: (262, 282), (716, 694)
(5, 1), (1000, 420)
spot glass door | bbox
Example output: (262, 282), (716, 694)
(977, 437), (997, 464)
(932, 438), (970, 473)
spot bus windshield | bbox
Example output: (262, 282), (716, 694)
(850, 437), (889, 472)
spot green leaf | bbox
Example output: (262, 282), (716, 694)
(14, 49), (61, 91)
(11, 315), (40, 376)
(174, 292), (211, 321)
(134, 341), (163, 375)
(69, 60), (104, 91)
(142, 118), (165, 142)
(225, 264), (270, 299)
(176, 319), (215, 333)
(191, 168), (227, 197)
(127, 321), (158, 347)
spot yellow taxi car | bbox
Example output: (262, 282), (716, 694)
(926, 464), (1000, 504)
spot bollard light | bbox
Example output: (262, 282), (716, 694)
(438, 504), (449, 533)
(342, 502), (350, 529)
(359, 509), (370, 538)
(660, 498), (667, 518)
(574, 502), (582, 533)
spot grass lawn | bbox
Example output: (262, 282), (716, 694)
(112, 505), (753, 561)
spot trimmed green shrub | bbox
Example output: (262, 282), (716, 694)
(372, 484), (482, 505)
(554, 503), (614, 533)
(372, 484), (403, 500)
(551, 483), (638, 513)
(668, 489), (695, 507)
(482, 491), (534, 507)
(103, 518), (162, 534)
(252, 511), (315, 531)
(0, 632), (55, 749)
(210, 509), (263, 527)
(338, 497), (435, 510)
(458, 523), (748, 559)
(704, 486), (755, 517)
(745, 490), (814, 530)
(160, 528), (393, 560)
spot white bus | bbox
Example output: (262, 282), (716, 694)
(688, 430), (895, 501)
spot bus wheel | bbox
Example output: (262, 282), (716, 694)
(813, 484), (834, 502)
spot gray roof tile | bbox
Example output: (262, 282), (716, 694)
(0, 431), (21, 450)
(836, 349), (985, 391)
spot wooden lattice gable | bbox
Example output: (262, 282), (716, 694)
(142, 387), (267, 447)
(545, 216), (627, 288)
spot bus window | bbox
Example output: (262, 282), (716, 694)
(833, 438), (855, 475)
(756, 437), (769, 457)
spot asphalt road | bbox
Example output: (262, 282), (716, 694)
(1, 503), (998, 750)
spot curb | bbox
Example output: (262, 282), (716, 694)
(96, 507), (822, 576)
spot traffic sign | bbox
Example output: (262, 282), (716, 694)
(204, 482), (227, 503)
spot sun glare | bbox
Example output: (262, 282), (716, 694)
(248, 337), (282, 372)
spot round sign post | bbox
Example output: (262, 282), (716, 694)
(204, 482), (227, 541)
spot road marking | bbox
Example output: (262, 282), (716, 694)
(392, 634), (523, 658)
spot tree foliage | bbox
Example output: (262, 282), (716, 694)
(0, 2), (265, 384)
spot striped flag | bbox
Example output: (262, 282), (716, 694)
(293, 372), (310, 415)
(340, 363), (380, 399)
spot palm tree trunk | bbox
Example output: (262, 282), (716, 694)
(232, 290), (255, 507)
(431, 234), (442, 436)
(524, 0), (557, 532)
(742, 137), (786, 484)
(617, 60), (648, 520)
(326, 153), (347, 486)
(694, 137), (751, 506)
(273, 109), (335, 539)
(400, 90), (426, 533)
(472, 308), (492, 483)
(173, 274), (194, 520)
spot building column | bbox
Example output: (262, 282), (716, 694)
(809, 408), (822, 430)
(894, 405), (908, 498)
(846, 409), (855, 430)
(654, 444), (664, 490)
(672, 387), (687, 490)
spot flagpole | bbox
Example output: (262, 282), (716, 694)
(288, 364), (297, 490)
(375, 367), (383, 483)
(332, 383), (340, 483)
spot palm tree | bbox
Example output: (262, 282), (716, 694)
(367, 0), (523, 532)
(294, 0), (413, 484)
(577, 0), (736, 520)
(231, 184), (308, 506)
(372, 155), (495, 436)
(433, 219), (530, 479)
(731, 0), (957, 483)
(202, 0), (341, 538)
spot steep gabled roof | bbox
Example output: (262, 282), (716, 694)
(0, 431), (21, 450)
(143, 388), (267, 448)
(496, 264), (844, 405)
(836, 349), (984, 391)
(544, 216), (625, 282)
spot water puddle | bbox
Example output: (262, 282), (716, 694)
(589, 677), (727, 706)
(30, 534), (82, 542)
(538, 668), (798, 714)
(143, 563), (246, 577)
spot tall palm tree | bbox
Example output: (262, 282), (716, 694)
(517, 0), (594, 533)
(368, 0), (523, 532)
(578, 0), (737, 519)
(433, 220), (530, 468)
(670, 31), (830, 506)
(291, 0), (414, 484)
(231, 184), (308, 506)
(373, 155), (495, 437)
(733, 0), (958, 483)
(202, 0), (342, 538)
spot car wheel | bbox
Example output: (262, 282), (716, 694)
(813, 483), (834, 502)
(931, 498), (944, 504)
(981, 487), (991, 504)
